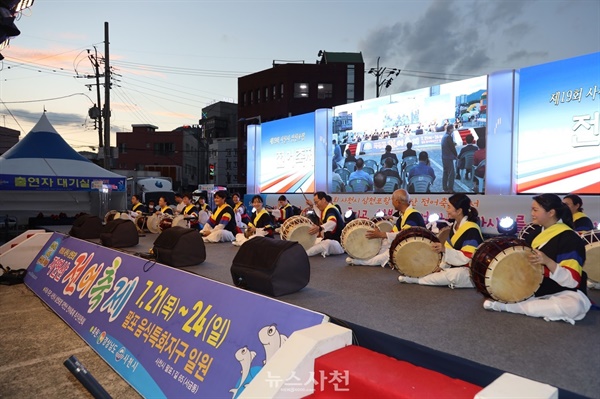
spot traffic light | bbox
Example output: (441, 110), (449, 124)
(209, 164), (215, 179)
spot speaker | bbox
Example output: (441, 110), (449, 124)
(231, 237), (310, 297)
(152, 227), (206, 267)
(100, 219), (139, 248)
(69, 214), (102, 239)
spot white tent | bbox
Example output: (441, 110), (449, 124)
(0, 114), (126, 226)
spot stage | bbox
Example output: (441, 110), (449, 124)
(1, 226), (599, 398)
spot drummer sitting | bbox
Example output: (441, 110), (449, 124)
(274, 195), (294, 226)
(156, 196), (174, 216)
(305, 192), (346, 257)
(346, 189), (425, 267)
(181, 193), (199, 228)
(201, 190), (237, 243)
(233, 195), (275, 246)
(397, 193), (483, 288)
(131, 194), (147, 214)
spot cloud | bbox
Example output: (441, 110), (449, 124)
(153, 110), (197, 120)
(358, 0), (599, 97)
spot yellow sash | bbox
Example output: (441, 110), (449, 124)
(399, 207), (417, 230)
(251, 208), (268, 227)
(213, 204), (229, 220)
(184, 204), (196, 215)
(445, 220), (480, 250)
(531, 223), (571, 249)
(572, 212), (585, 222)
(321, 204), (338, 224)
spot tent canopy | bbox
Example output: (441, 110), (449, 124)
(0, 113), (125, 191)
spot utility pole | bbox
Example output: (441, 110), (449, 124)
(90, 47), (103, 149)
(368, 56), (401, 97)
(103, 21), (111, 170)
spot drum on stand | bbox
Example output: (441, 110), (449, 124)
(134, 214), (148, 233)
(372, 217), (394, 234)
(389, 227), (441, 277)
(159, 215), (175, 232)
(104, 210), (121, 224)
(146, 214), (164, 234)
(580, 230), (600, 284)
(470, 236), (543, 303)
(341, 219), (382, 260)
(280, 216), (316, 251)
(172, 215), (187, 228)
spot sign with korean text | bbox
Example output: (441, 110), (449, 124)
(0, 174), (126, 192)
(25, 233), (327, 398)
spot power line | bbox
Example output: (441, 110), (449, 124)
(0, 93), (95, 104)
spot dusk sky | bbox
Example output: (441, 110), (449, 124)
(1, 0), (599, 151)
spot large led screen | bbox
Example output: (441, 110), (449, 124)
(516, 52), (600, 194)
(259, 113), (315, 193)
(332, 76), (487, 194)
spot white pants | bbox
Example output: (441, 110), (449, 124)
(348, 240), (390, 267)
(417, 267), (474, 289)
(489, 290), (591, 324)
(203, 229), (235, 243)
(306, 238), (345, 257)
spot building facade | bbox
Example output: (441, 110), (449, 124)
(237, 51), (365, 187)
(116, 124), (195, 191)
(0, 126), (19, 155)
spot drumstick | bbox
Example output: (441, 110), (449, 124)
(298, 187), (309, 202)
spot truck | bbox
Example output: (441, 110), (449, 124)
(126, 177), (176, 209)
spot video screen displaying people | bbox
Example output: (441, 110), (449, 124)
(516, 52), (600, 195)
(331, 76), (488, 195)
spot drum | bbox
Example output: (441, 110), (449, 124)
(134, 214), (147, 233)
(104, 210), (121, 224)
(470, 236), (543, 303)
(172, 215), (187, 228)
(280, 216), (317, 251)
(372, 217), (394, 233)
(517, 222), (542, 245)
(580, 230), (600, 283)
(120, 211), (137, 222)
(159, 216), (174, 232)
(146, 214), (164, 234)
(341, 219), (382, 260)
(198, 210), (210, 225)
(389, 227), (442, 277)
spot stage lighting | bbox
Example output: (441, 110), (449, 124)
(428, 213), (440, 223)
(374, 209), (384, 218)
(344, 209), (357, 223)
(498, 216), (517, 236)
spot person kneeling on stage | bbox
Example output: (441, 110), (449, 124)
(563, 193), (595, 232)
(346, 189), (425, 267)
(201, 190), (237, 243)
(181, 193), (199, 229)
(233, 195), (274, 246)
(156, 196), (174, 215)
(305, 192), (346, 257)
(484, 194), (591, 324)
(273, 195), (295, 226)
(398, 193), (483, 288)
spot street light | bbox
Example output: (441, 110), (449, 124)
(238, 115), (262, 125)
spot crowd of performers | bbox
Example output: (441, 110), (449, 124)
(132, 189), (597, 325)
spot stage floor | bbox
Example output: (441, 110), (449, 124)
(1, 226), (599, 398)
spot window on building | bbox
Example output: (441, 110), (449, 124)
(243, 92), (247, 106)
(280, 83), (284, 99)
(265, 87), (269, 101)
(118, 143), (126, 154)
(250, 91), (254, 104)
(317, 83), (333, 99)
(153, 142), (175, 156)
(257, 89), (261, 103)
(294, 83), (309, 98)
(347, 65), (355, 103)
(272, 85), (277, 99)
